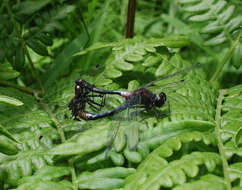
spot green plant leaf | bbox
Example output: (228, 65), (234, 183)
(0, 124), (18, 142)
(0, 95), (23, 106)
(124, 131), (217, 189)
(173, 174), (226, 190)
(0, 63), (20, 80)
(13, 180), (72, 190)
(220, 85), (242, 158)
(0, 135), (18, 155)
(18, 166), (71, 184)
(77, 167), (135, 189)
(14, 0), (51, 16)
(50, 123), (109, 156)
(229, 163), (242, 184)
(125, 151), (220, 190)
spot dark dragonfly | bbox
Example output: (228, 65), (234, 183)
(68, 63), (202, 121)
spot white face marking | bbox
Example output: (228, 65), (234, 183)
(120, 92), (131, 96)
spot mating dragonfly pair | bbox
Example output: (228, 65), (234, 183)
(68, 63), (201, 122)
(68, 63), (202, 156)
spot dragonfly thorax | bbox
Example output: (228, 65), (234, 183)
(154, 92), (166, 107)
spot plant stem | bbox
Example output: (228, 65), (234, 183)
(0, 80), (40, 95)
(210, 30), (242, 82)
(215, 89), (231, 190)
(126, 0), (136, 38)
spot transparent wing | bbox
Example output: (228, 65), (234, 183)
(105, 120), (121, 158)
(105, 94), (143, 157)
(142, 63), (202, 88)
(147, 79), (186, 95)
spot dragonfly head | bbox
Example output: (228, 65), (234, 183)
(154, 92), (166, 107)
(75, 84), (81, 96)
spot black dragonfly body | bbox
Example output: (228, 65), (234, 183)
(68, 63), (201, 121)
(80, 87), (166, 120)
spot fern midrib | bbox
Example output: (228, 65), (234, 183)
(215, 89), (232, 190)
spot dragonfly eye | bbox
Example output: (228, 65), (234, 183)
(75, 85), (81, 95)
(75, 79), (82, 85)
(155, 92), (166, 107)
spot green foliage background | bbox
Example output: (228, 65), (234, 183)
(0, 0), (241, 189)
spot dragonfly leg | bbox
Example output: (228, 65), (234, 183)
(88, 91), (104, 104)
(87, 93), (106, 110)
(74, 117), (81, 121)
(101, 94), (106, 107)
(87, 101), (102, 111)
(87, 98), (106, 111)
(151, 107), (160, 118)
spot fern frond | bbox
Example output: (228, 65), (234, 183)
(13, 180), (72, 190)
(220, 84), (242, 159)
(124, 131), (218, 189)
(17, 166), (71, 184)
(74, 36), (191, 80)
(178, 0), (241, 46)
(214, 84), (242, 190)
(173, 174), (226, 190)
(0, 135), (18, 155)
(125, 151), (220, 190)
(229, 163), (242, 186)
(77, 167), (135, 189)
(50, 123), (109, 156)
(0, 129), (54, 186)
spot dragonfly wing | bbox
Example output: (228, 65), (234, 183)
(105, 120), (122, 158)
(105, 101), (143, 157)
(105, 106), (129, 158)
(141, 63), (202, 88)
(125, 121), (139, 150)
(147, 79), (186, 95)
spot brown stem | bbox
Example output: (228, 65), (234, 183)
(126, 0), (136, 38)
(0, 80), (40, 95)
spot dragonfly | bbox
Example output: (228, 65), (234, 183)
(69, 63), (202, 121)
(68, 63), (202, 156)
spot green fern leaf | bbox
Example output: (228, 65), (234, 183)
(18, 166), (71, 185)
(0, 63), (20, 80)
(125, 151), (220, 190)
(0, 135), (18, 155)
(220, 84), (242, 159)
(173, 174), (226, 190)
(124, 131), (218, 189)
(0, 130), (54, 186)
(229, 163), (242, 185)
(77, 167), (135, 189)
(74, 36), (191, 80)
(50, 123), (109, 156)
(178, 0), (241, 46)
(0, 95), (23, 106)
(13, 180), (72, 190)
